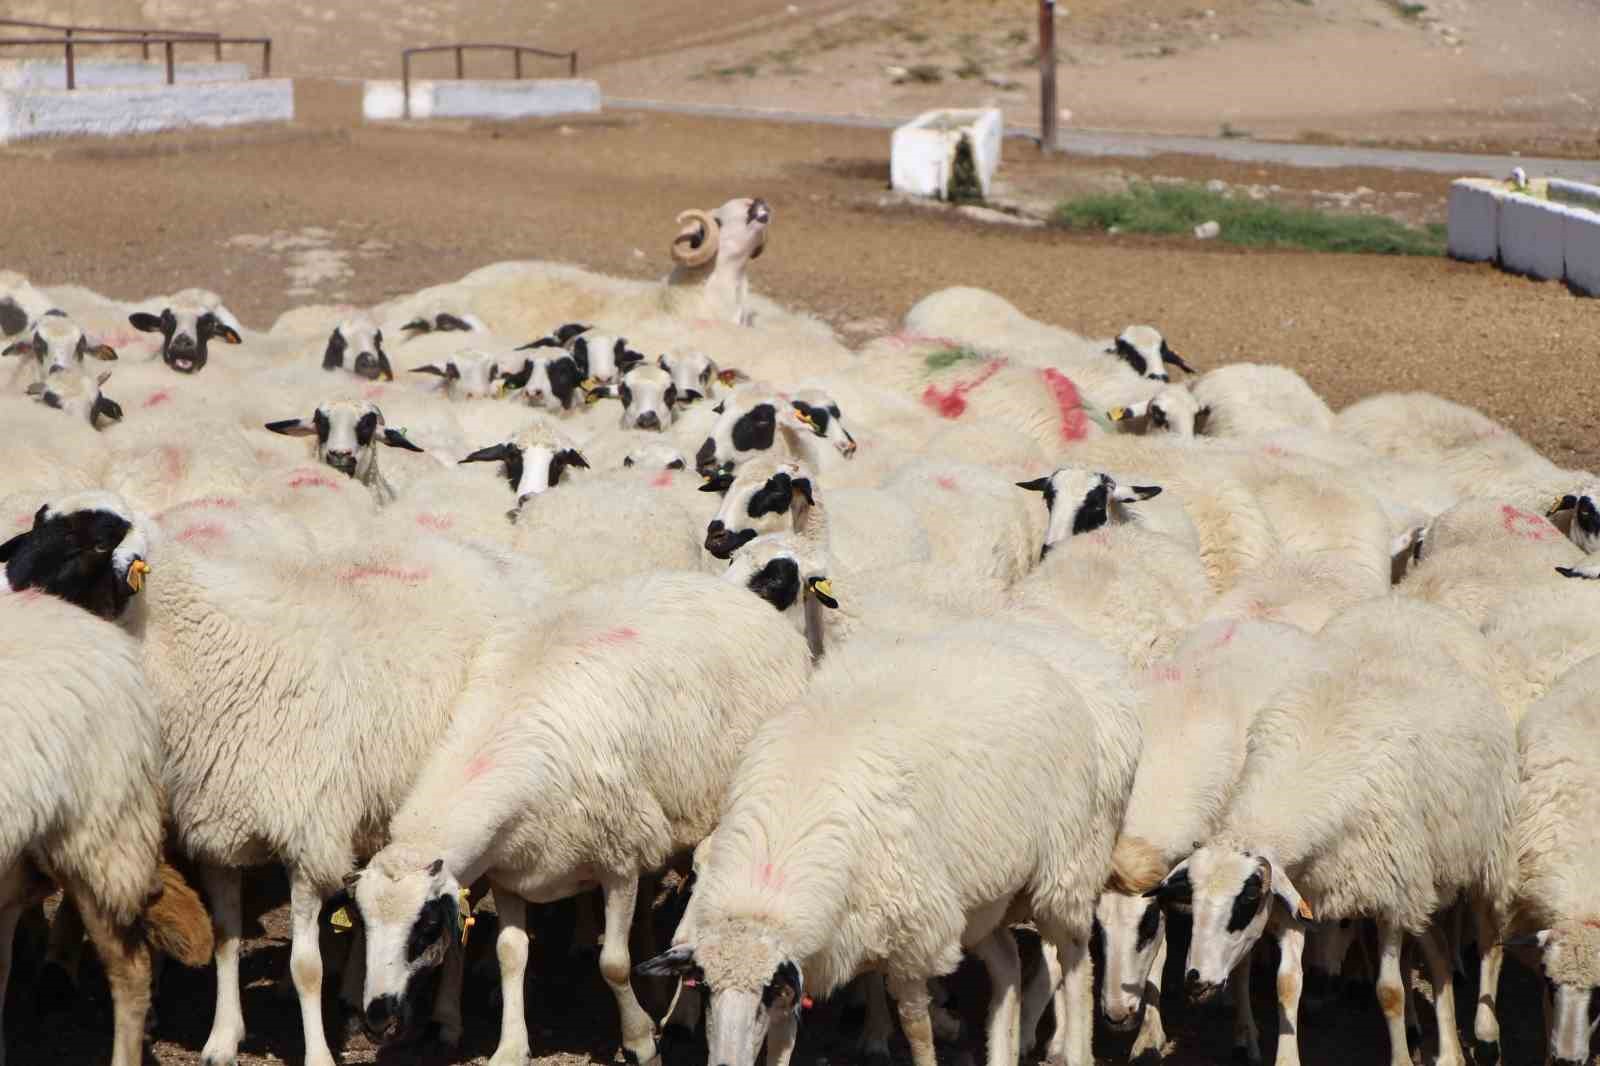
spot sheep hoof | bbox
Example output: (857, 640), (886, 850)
(1405, 1024), (1423, 1060)
(1472, 1040), (1499, 1066)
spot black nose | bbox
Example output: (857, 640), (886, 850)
(325, 451), (357, 476)
(705, 522), (737, 559)
(170, 335), (197, 353)
(1185, 969), (1200, 987)
(354, 353), (381, 379)
(364, 994), (402, 1042)
(636, 411), (661, 431)
(695, 438), (718, 475)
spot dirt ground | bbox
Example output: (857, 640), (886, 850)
(7, 0), (1600, 155)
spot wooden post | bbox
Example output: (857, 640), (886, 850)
(1039, 0), (1057, 154)
(64, 28), (75, 89)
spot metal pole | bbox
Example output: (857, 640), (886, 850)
(569, 51), (577, 77)
(455, 45), (463, 78)
(65, 28), (75, 89)
(513, 49), (522, 79)
(214, 37), (221, 60)
(164, 39), (174, 84)
(1039, 1), (1057, 153)
(262, 38), (270, 77)
(402, 52), (411, 118)
(141, 31), (149, 60)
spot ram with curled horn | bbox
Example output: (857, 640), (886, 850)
(663, 197), (772, 327)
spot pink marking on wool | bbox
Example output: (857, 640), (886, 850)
(159, 445), (187, 483)
(288, 472), (340, 490)
(1089, 529), (1112, 547)
(757, 863), (785, 888)
(921, 357), (1007, 420)
(1214, 621), (1238, 649)
(12, 514), (30, 529)
(1038, 368), (1089, 442)
(464, 753), (494, 781)
(588, 625), (639, 648)
(176, 522), (226, 545)
(15, 588), (43, 603)
(1151, 664), (1185, 684)
(1261, 443), (1287, 458)
(651, 470), (675, 488)
(363, 385), (387, 400)
(143, 389), (172, 409)
(1501, 504), (1558, 542)
(936, 475), (959, 491)
(162, 496), (238, 517)
(417, 513), (454, 531)
(337, 564), (430, 584)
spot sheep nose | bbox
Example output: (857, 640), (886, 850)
(325, 451), (357, 476)
(636, 411), (661, 431)
(170, 334), (197, 353)
(363, 994), (401, 1042)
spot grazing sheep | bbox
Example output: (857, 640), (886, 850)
(641, 619), (1142, 1066)
(1094, 620), (1321, 1062)
(1507, 654), (1600, 1066)
(342, 570), (813, 1066)
(265, 398), (428, 506)
(0, 588), (213, 1066)
(321, 314), (393, 381)
(666, 197), (771, 326)
(1147, 599), (1517, 1066)
(127, 290), (243, 374)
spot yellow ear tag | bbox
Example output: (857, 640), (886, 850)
(458, 887), (476, 947)
(330, 906), (353, 932)
(1297, 899), (1314, 920)
(1108, 406), (1128, 422)
(813, 578), (834, 599)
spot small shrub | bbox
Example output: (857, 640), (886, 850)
(905, 63), (944, 84)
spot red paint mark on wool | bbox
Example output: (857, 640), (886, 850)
(163, 496), (238, 517)
(363, 385), (387, 400)
(757, 863), (784, 888)
(589, 626), (639, 647)
(417, 513), (453, 531)
(936, 475), (959, 491)
(651, 470), (675, 488)
(1261, 443), (1287, 458)
(143, 390), (172, 409)
(1214, 621), (1238, 648)
(337, 564), (430, 584)
(464, 753), (494, 781)
(159, 445), (187, 483)
(1038, 368), (1089, 442)
(922, 358), (1007, 420)
(1501, 504), (1557, 541)
(176, 522), (226, 545)
(1151, 665), (1184, 684)
(288, 472), (340, 490)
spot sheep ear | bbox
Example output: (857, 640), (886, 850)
(1016, 477), (1052, 493)
(400, 317), (431, 335)
(85, 343), (118, 361)
(717, 368), (748, 387)
(265, 418), (318, 438)
(382, 428), (425, 453)
(635, 944), (700, 978)
(553, 322), (590, 344)
(1144, 860), (1192, 902)
(1555, 566), (1600, 580)
(623, 456), (635, 467)
(807, 576), (839, 609)
(1266, 858), (1313, 921)
(2, 339), (35, 357)
(435, 314), (472, 332)
(1160, 341), (1196, 374)
(216, 323), (243, 345)
(426, 859), (445, 877)
(1193, 405), (1213, 435)
(1549, 494), (1579, 517)
(128, 312), (164, 334)
(792, 477), (815, 506)
(1115, 484), (1161, 503)
(699, 472), (735, 494)
(93, 395), (124, 424)
(460, 444), (514, 465)
(410, 364), (451, 378)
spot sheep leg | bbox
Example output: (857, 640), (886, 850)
(72, 886), (153, 1066)
(0, 898), (18, 1066)
(288, 868), (336, 1066)
(766, 1003), (799, 1066)
(200, 865), (245, 1066)
(859, 971), (894, 1061)
(1018, 941), (1055, 1056)
(1130, 926), (1169, 1062)
(1418, 926), (1465, 1066)
(1037, 931), (1092, 1066)
(972, 927), (1022, 1066)
(1231, 958), (1261, 1066)
(1375, 920), (1412, 1066)
(432, 928), (465, 1048)
(1403, 941), (1422, 1057)
(598, 872), (658, 1066)
(1272, 921), (1305, 1066)
(1040, 938), (1070, 1062)
(41, 895), (86, 996)
(888, 976), (938, 1066)
(488, 890), (531, 1066)
(1470, 902), (1503, 1064)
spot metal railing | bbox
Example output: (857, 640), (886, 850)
(401, 43), (578, 119)
(0, 18), (269, 88)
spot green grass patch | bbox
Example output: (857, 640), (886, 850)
(924, 345), (985, 372)
(1052, 182), (1446, 256)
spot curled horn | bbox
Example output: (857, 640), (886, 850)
(672, 209), (721, 268)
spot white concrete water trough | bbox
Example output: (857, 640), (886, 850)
(891, 107), (1003, 201)
(1448, 176), (1600, 296)
(363, 42), (599, 122)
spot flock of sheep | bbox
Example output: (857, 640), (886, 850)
(2, 193), (1598, 1066)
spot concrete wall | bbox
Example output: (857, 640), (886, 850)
(0, 58), (250, 90)
(0, 79), (294, 143)
(1448, 176), (1600, 296)
(891, 108), (1003, 200)
(363, 78), (601, 121)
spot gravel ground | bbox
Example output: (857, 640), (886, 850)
(0, 104), (1583, 1065)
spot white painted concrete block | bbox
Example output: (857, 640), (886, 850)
(0, 79), (294, 143)
(1498, 193), (1569, 280)
(362, 79), (601, 122)
(0, 59), (250, 90)
(1446, 179), (1502, 263)
(1562, 204), (1600, 297)
(891, 108), (1003, 201)
(1549, 178), (1600, 214)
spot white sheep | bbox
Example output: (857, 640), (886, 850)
(0, 270), (52, 341)
(1545, 483), (1600, 554)
(127, 289), (244, 375)
(409, 346), (505, 400)
(0, 587), (213, 1066)
(882, 461), (1047, 587)
(26, 366), (123, 430)
(1507, 654), (1600, 1066)
(342, 569), (814, 1066)
(611, 362), (677, 432)
(320, 313), (394, 381)
(4, 309), (119, 387)
(1146, 598), (1517, 1066)
(1109, 363), (1332, 440)
(1400, 498), (1583, 625)
(499, 346), (584, 412)
(641, 618), (1142, 1066)
(666, 197), (771, 325)
(1093, 619), (1321, 1061)
(265, 398), (430, 506)
(1481, 580), (1600, 724)
(456, 416), (591, 516)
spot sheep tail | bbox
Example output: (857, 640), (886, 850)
(142, 862), (214, 967)
(1106, 835), (1168, 895)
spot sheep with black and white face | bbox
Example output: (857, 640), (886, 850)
(695, 388), (781, 476)
(1109, 325), (1196, 383)
(128, 290), (243, 374)
(500, 347), (583, 412)
(411, 348), (502, 401)
(623, 442), (688, 471)
(1014, 468), (1165, 559)
(265, 399), (425, 505)
(613, 363), (676, 432)
(701, 459), (816, 561)
(570, 332), (645, 389)
(5, 310), (119, 382)
(28, 367), (123, 430)
(322, 314), (393, 381)
(457, 418), (590, 517)
(397, 309), (485, 338)
(1547, 484), (1600, 556)
(788, 389), (857, 459)
(658, 351), (720, 405)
